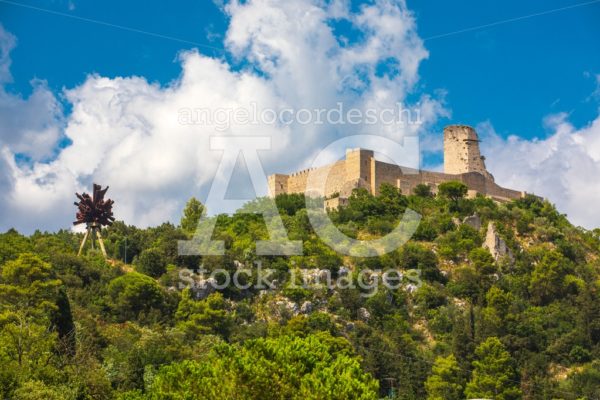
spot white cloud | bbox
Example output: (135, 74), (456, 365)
(2, 3), (600, 233)
(0, 0), (448, 233)
(0, 25), (63, 163)
(0, 24), (16, 83)
(0, 25), (66, 232)
(479, 112), (600, 229)
(0, 80), (64, 161)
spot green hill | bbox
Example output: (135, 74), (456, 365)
(1, 182), (600, 399)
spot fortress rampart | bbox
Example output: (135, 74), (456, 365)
(267, 125), (525, 206)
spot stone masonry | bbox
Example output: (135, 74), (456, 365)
(267, 125), (525, 206)
(443, 125), (494, 181)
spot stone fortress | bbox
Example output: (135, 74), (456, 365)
(267, 125), (525, 208)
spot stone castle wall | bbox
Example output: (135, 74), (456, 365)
(268, 125), (525, 203)
(268, 160), (350, 198)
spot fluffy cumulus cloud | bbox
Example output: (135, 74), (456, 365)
(0, 25), (66, 232)
(0, 25), (63, 162)
(3, 0), (598, 233)
(480, 112), (600, 229)
(0, 0), (448, 232)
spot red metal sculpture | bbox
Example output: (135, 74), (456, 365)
(74, 183), (115, 257)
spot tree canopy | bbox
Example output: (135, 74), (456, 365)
(1, 189), (599, 399)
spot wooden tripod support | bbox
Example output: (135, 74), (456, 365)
(77, 222), (107, 258)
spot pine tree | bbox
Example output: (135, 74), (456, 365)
(465, 337), (521, 400)
(452, 310), (475, 377)
(425, 355), (464, 400)
(180, 197), (205, 235)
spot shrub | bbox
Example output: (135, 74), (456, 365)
(106, 272), (166, 322)
(135, 248), (166, 278)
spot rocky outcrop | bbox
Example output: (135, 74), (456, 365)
(357, 307), (371, 322)
(193, 277), (217, 300)
(483, 222), (514, 262)
(275, 299), (299, 315)
(300, 301), (313, 314)
(301, 269), (331, 285)
(463, 213), (481, 230)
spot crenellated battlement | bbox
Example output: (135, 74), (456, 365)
(290, 167), (317, 177)
(268, 125), (524, 204)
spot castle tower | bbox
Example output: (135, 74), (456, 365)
(267, 174), (289, 197)
(443, 125), (494, 181)
(344, 148), (374, 192)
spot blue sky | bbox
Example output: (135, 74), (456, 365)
(2, 0), (599, 139)
(1, 0), (600, 231)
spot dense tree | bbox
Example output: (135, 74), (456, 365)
(101, 322), (197, 392)
(563, 360), (600, 399)
(351, 316), (429, 398)
(438, 181), (468, 203)
(175, 290), (233, 340)
(0, 253), (74, 347)
(437, 224), (481, 262)
(275, 193), (306, 216)
(529, 250), (574, 305)
(397, 242), (444, 282)
(0, 253), (62, 311)
(106, 273), (167, 322)
(413, 183), (433, 198)
(413, 219), (438, 241)
(180, 197), (205, 235)
(144, 333), (378, 400)
(0, 229), (33, 264)
(1, 185), (600, 398)
(425, 355), (465, 400)
(135, 248), (166, 278)
(378, 183), (407, 216)
(452, 309), (475, 375)
(465, 337), (521, 400)
(11, 380), (70, 400)
(0, 310), (59, 396)
(469, 247), (496, 275)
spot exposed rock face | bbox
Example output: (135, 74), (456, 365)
(357, 307), (371, 322)
(276, 299), (299, 315)
(405, 283), (418, 294)
(300, 301), (313, 314)
(463, 213), (482, 230)
(483, 222), (514, 262)
(301, 269), (331, 285)
(193, 278), (217, 300)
